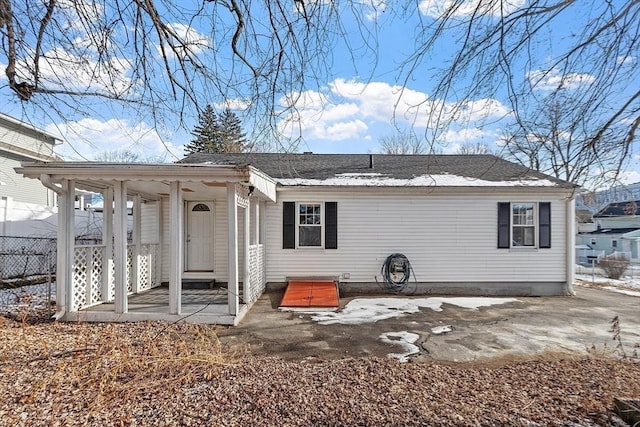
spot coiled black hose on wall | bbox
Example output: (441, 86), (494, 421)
(377, 253), (417, 293)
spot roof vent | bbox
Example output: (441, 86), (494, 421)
(369, 154), (374, 169)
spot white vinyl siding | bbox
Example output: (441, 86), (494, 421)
(0, 121), (56, 157)
(265, 189), (569, 284)
(0, 156), (54, 205)
(140, 201), (159, 244)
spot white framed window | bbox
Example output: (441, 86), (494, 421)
(298, 202), (322, 247)
(511, 203), (536, 247)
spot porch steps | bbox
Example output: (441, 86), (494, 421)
(279, 279), (340, 308)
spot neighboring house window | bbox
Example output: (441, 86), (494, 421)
(283, 201), (338, 249)
(591, 238), (597, 246)
(497, 202), (551, 249)
(612, 239), (618, 248)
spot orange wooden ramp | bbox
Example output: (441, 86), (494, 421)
(280, 280), (340, 308)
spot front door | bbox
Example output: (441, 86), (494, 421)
(186, 201), (215, 271)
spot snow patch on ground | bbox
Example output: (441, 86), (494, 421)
(431, 325), (453, 335)
(309, 297), (519, 325)
(379, 331), (420, 363)
(575, 273), (640, 295)
(602, 286), (640, 297)
(0, 283), (55, 315)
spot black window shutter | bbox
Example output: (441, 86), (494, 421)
(497, 202), (510, 249)
(325, 202), (338, 249)
(283, 202), (295, 249)
(539, 202), (551, 249)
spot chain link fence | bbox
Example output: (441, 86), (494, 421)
(0, 236), (56, 318)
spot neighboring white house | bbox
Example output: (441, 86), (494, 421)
(577, 200), (640, 262)
(0, 112), (60, 206)
(16, 153), (578, 325)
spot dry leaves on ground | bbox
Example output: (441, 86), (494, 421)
(1, 317), (639, 426)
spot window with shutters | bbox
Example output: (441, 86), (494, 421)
(498, 202), (551, 249)
(283, 201), (337, 249)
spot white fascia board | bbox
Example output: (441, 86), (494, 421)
(248, 166), (277, 202)
(15, 162), (250, 182)
(275, 184), (575, 197)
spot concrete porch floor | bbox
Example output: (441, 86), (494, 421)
(70, 286), (248, 325)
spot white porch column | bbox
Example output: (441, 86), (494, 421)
(243, 198), (251, 303)
(169, 182), (183, 314)
(57, 179), (75, 315)
(114, 180), (128, 314)
(102, 187), (114, 302)
(156, 198), (165, 287)
(132, 194), (142, 293)
(253, 200), (260, 245)
(227, 184), (239, 315)
(565, 197), (576, 295)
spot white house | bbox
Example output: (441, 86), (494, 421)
(16, 153), (578, 325)
(0, 112), (60, 206)
(577, 200), (640, 261)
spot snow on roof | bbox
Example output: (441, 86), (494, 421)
(276, 174), (560, 187)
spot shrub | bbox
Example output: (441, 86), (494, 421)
(598, 255), (629, 280)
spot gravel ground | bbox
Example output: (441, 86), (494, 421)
(1, 317), (639, 426)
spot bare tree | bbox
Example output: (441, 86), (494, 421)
(456, 142), (494, 155)
(404, 1), (639, 182)
(378, 129), (428, 154)
(0, 0), (363, 150)
(94, 149), (168, 163)
(498, 95), (622, 187)
(1, 1), (638, 174)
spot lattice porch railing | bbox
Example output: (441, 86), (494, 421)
(247, 244), (265, 303)
(71, 244), (160, 311)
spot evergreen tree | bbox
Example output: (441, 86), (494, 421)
(185, 106), (248, 155)
(218, 108), (248, 153)
(184, 105), (221, 154)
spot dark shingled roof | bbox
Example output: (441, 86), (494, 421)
(179, 153), (576, 188)
(594, 200), (640, 218)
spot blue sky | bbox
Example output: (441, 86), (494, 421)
(1, 0), (639, 185)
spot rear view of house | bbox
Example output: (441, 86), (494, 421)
(16, 153), (578, 325)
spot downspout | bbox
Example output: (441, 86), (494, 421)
(40, 174), (67, 319)
(565, 196), (576, 296)
(40, 173), (62, 194)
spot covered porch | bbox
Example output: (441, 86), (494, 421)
(16, 162), (277, 325)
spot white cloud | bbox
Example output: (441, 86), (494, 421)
(161, 23), (211, 58)
(46, 118), (183, 161)
(213, 98), (251, 111)
(419, 0), (525, 19)
(8, 48), (133, 97)
(619, 170), (640, 185)
(440, 128), (490, 144)
(528, 69), (595, 92)
(616, 55), (636, 65)
(278, 78), (510, 144)
(323, 120), (369, 140)
(358, 0), (388, 21)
